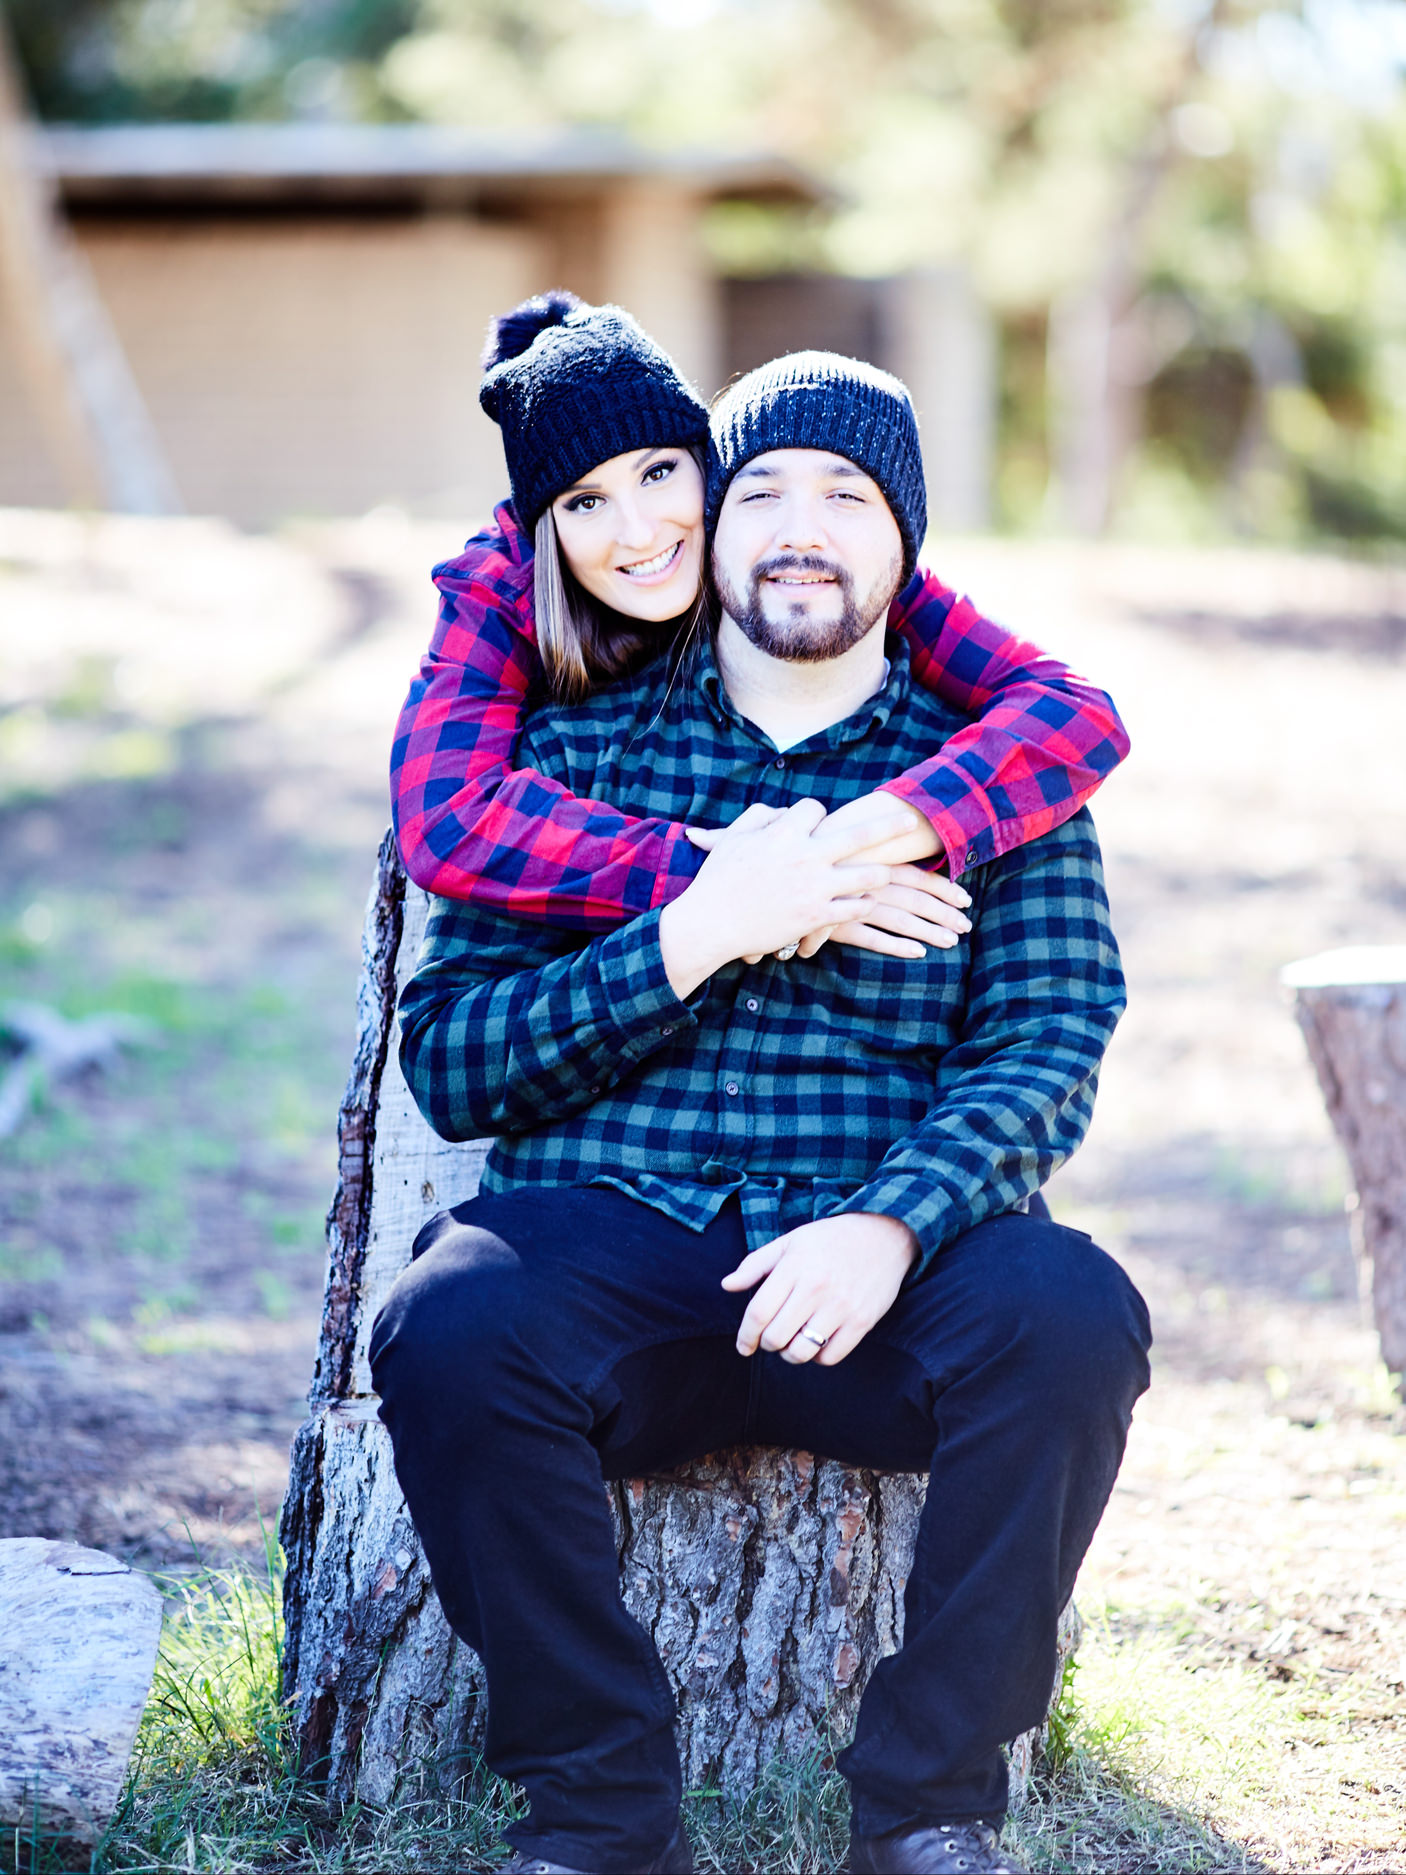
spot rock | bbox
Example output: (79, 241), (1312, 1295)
(0, 1538), (164, 1846)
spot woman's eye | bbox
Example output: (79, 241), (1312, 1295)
(643, 459), (677, 484)
(566, 494), (602, 514)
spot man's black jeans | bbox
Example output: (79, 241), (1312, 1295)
(370, 1187), (1151, 1871)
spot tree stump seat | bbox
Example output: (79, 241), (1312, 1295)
(1284, 945), (1406, 1390)
(279, 838), (1074, 1807)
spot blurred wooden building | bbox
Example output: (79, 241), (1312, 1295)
(0, 123), (993, 529)
(0, 124), (819, 525)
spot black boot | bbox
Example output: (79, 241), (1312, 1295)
(850, 1819), (1030, 1874)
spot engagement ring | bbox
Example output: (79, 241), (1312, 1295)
(774, 941), (800, 960)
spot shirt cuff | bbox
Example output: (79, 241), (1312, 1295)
(650, 822), (708, 909)
(876, 772), (999, 882)
(838, 1172), (957, 1276)
(594, 907), (702, 1061)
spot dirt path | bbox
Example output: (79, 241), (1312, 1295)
(1, 513), (1403, 1869)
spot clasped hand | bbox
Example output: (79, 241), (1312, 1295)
(661, 796), (971, 997)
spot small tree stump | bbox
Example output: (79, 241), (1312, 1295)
(0, 1539), (163, 1847)
(1284, 946), (1406, 1384)
(280, 838), (1075, 1808)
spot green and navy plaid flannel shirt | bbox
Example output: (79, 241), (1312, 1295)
(399, 636), (1125, 1272)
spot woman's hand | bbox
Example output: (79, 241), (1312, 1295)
(660, 798), (913, 998)
(688, 792), (964, 964)
(813, 863), (972, 961)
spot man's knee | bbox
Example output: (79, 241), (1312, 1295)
(955, 1214), (1151, 1409)
(1021, 1220), (1150, 1404)
(369, 1214), (535, 1415)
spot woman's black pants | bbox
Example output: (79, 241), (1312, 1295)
(369, 1186), (1151, 1872)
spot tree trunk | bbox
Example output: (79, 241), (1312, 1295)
(1285, 946), (1406, 1385)
(280, 838), (1076, 1809)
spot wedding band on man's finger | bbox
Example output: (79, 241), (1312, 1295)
(797, 1326), (831, 1349)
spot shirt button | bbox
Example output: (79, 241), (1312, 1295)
(724, 1080), (740, 1097)
(774, 756), (786, 769)
(661, 1025), (674, 1036)
(745, 998), (760, 1013)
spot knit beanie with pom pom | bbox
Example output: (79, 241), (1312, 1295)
(479, 291), (710, 529)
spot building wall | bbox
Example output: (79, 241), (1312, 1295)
(0, 213), (543, 526)
(0, 180), (729, 526)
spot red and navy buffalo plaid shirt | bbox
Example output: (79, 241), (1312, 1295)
(391, 502), (1129, 927)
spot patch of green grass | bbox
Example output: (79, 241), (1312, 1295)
(0, 1554), (1283, 1875)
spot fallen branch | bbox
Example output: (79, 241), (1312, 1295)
(0, 1002), (157, 1138)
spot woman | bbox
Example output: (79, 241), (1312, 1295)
(391, 291), (1128, 951)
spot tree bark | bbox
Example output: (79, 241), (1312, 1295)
(280, 839), (1076, 1808)
(1285, 946), (1406, 1384)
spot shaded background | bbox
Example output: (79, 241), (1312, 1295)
(4, 0), (1406, 540)
(1, 4), (1405, 1871)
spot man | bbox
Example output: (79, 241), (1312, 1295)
(371, 353), (1152, 1875)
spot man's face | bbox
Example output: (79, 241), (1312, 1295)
(711, 448), (905, 663)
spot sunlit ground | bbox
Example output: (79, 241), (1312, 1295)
(2, 510), (1403, 1872)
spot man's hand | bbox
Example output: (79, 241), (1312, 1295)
(722, 1213), (919, 1366)
(660, 798), (913, 998)
(692, 795), (966, 965)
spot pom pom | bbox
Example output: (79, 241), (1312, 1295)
(481, 290), (582, 372)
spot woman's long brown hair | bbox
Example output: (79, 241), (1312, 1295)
(531, 445), (711, 703)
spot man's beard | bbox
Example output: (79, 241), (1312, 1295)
(713, 551), (901, 663)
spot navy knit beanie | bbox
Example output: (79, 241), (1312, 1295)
(479, 290), (710, 530)
(708, 351), (927, 583)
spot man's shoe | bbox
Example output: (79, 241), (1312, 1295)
(850, 1819), (1029, 1874)
(499, 1821), (692, 1874)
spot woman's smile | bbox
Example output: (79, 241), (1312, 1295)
(617, 539), (685, 583)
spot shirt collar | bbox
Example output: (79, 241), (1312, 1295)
(694, 631), (915, 751)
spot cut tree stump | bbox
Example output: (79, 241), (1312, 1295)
(1284, 945), (1406, 1385)
(280, 836), (1077, 1809)
(0, 1539), (163, 1847)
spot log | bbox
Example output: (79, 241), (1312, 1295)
(1284, 946), (1406, 1384)
(280, 837), (1075, 1809)
(0, 1539), (163, 1847)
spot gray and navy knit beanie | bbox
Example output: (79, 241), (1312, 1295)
(708, 351), (927, 583)
(479, 291), (710, 530)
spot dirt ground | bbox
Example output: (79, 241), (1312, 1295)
(1, 510), (1403, 1871)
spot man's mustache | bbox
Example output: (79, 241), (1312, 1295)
(751, 554), (850, 587)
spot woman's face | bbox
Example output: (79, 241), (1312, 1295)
(550, 446), (705, 621)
